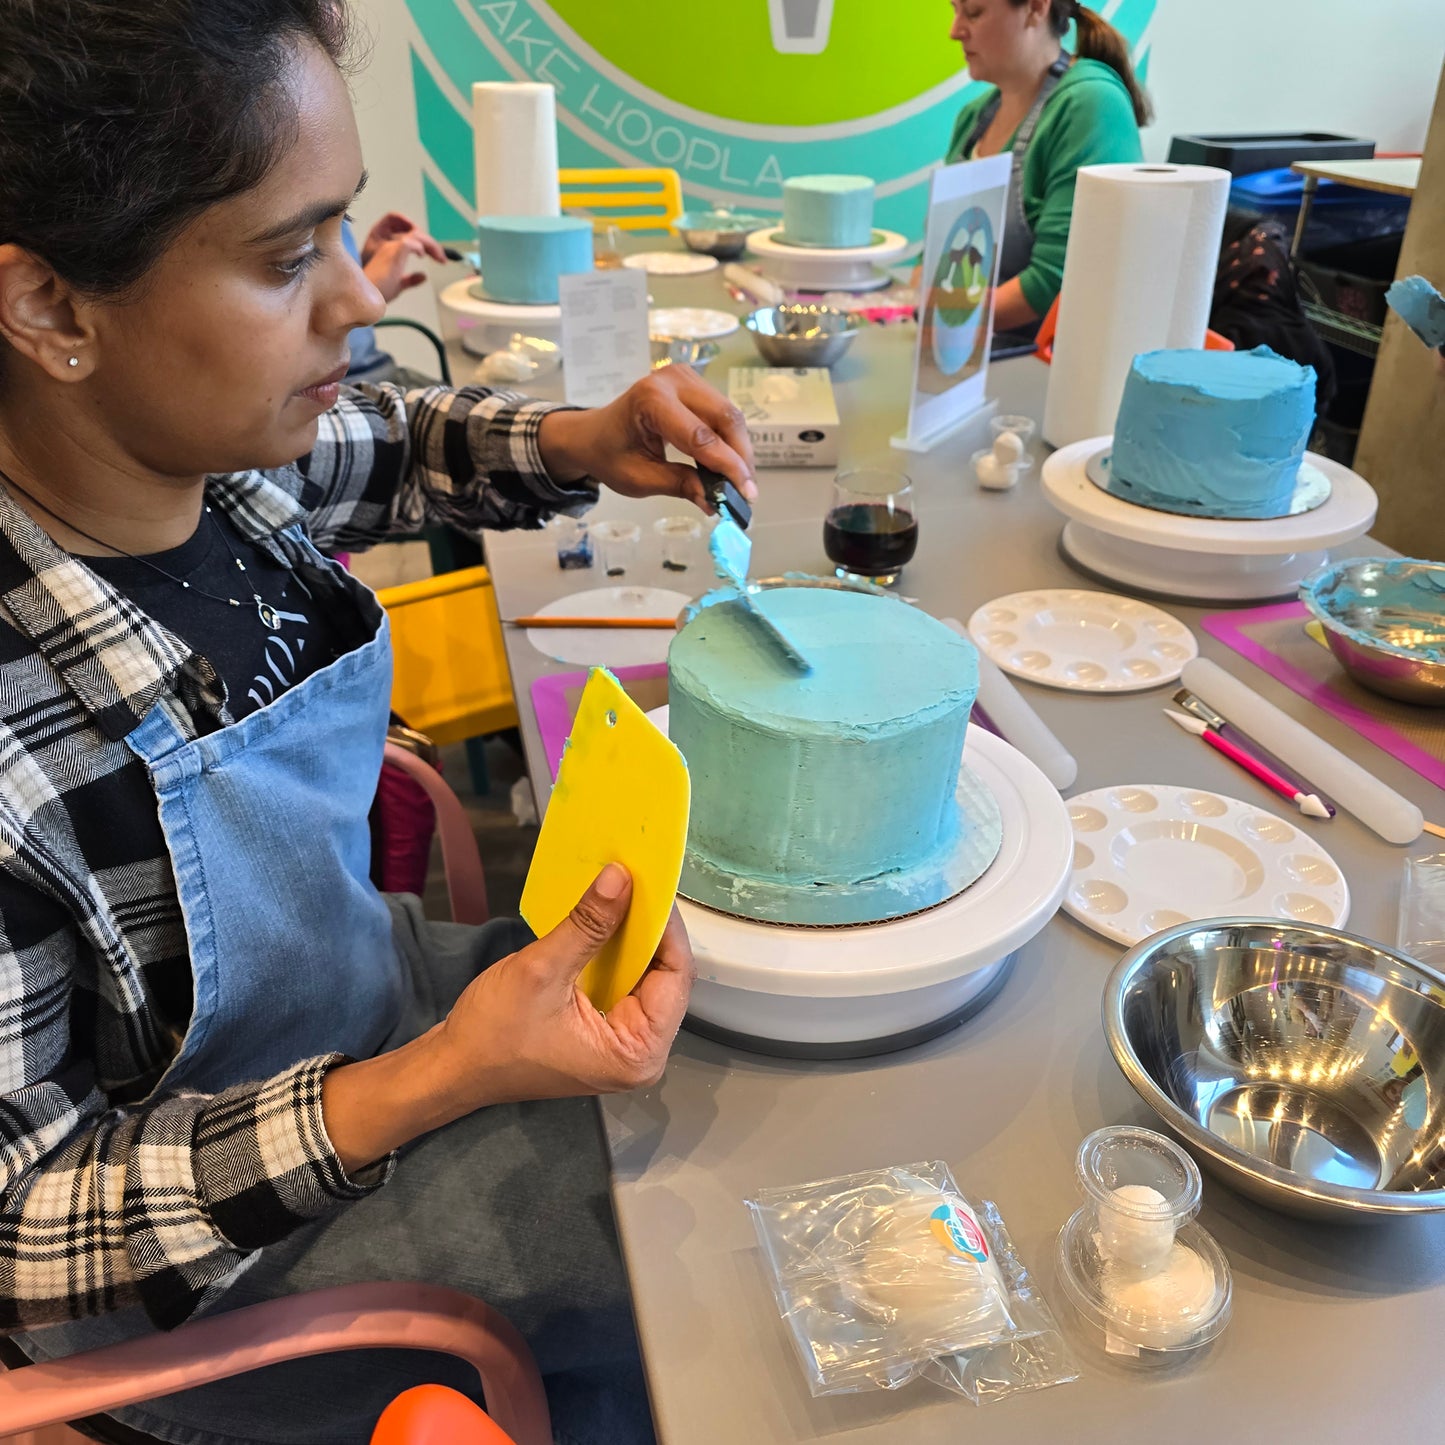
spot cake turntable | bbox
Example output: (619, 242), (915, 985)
(439, 276), (562, 356)
(746, 227), (910, 294)
(647, 707), (1073, 1059)
(1042, 437), (1379, 605)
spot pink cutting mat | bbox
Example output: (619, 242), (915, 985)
(1201, 601), (1445, 792)
(532, 665), (670, 782)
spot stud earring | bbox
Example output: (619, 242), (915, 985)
(67, 356), (79, 368)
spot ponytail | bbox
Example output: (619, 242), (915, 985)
(1043, 0), (1152, 127)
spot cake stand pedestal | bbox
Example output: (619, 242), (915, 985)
(746, 228), (910, 294)
(649, 715), (1073, 1058)
(1041, 437), (1379, 605)
(439, 277), (562, 356)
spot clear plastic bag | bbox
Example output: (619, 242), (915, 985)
(1397, 853), (1445, 968)
(924, 1199), (1080, 1404)
(746, 1161), (1076, 1402)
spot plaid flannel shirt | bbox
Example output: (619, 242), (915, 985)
(0, 383), (593, 1331)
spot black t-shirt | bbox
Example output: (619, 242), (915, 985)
(85, 506), (361, 719)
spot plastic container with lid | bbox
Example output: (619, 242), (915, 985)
(1055, 1126), (1232, 1368)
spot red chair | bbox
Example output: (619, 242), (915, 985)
(0, 769), (522, 1444)
(0, 1285), (548, 1444)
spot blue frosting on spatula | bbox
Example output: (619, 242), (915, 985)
(707, 506), (811, 674)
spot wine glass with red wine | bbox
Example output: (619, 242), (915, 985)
(823, 469), (918, 587)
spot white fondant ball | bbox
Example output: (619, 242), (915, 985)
(992, 430), (1025, 464)
(1098, 1185), (1175, 1270)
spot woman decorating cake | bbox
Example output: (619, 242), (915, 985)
(945, 0), (1149, 336)
(0, 2), (754, 1440)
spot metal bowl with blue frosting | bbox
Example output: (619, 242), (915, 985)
(1299, 556), (1445, 705)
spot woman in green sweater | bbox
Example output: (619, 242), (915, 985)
(946, 0), (1149, 334)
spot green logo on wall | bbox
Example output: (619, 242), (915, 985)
(406, 0), (1156, 241)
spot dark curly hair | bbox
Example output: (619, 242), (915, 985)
(0, 0), (353, 299)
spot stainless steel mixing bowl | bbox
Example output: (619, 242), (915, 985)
(1299, 556), (1445, 706)
(1104, 919), (1445, 1221)
(650, 337), (721, 374)
(744, 305), (861, 368)
(673, 210), (771, 260)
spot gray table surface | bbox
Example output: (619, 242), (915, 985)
(460, 261), (1445, 1443)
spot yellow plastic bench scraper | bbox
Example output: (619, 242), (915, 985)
(520, 668), (690, 1013)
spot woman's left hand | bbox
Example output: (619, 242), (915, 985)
(537, 366), (757, 514)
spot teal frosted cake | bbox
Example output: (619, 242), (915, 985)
(781, 175), (876, 249)
(1107, 347), (1317, 519)
(668, 588), (979, 918)
(476, 215), (592, 304)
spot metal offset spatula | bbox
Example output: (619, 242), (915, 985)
(702, 469), (811, 674)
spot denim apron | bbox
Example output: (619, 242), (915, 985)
(16, 534), (652, 1444)
(127, 535), (405, 1094)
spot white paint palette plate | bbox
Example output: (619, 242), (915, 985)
(623, 252), (719, 277)
(1063, 784), (1350, 947)
(648, 307), (740, 340)
(526, 586), (689, 667)
(967, 589), (1198, 693)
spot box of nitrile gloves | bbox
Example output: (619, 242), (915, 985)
(727, 367), (840, 468)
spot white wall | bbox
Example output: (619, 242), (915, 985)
(1141, 0), (1445, 160)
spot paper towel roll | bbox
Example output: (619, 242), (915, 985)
(1042, 164), (1230, 449)
(473, 82), (561, 221)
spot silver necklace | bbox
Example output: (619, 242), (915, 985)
(0, 467), (280, 630)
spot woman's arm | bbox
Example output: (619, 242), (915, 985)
(294, 368), (755, 555)
(1013, 77), (1143, 318)
(990, 278), (1040, 333)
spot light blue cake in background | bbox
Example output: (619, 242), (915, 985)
(476, 215), (592, 304)
(668, 588), (979, 907)
(781, 175), (876, 249)
(1107, 347), (1318, 519)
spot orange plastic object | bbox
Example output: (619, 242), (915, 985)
(558, 167), (683, 232)
(377, 566), (519, 748)
(1032, 295), (1234, 364)
(370, 1385), (517, 1445)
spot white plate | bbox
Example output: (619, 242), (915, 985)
(525, 586), (689, 667)
(624, 252), (719, 277)
(648, 307), (741, 341)
(967, 589), (1198, 693)
(1063, 784), (1350, 947)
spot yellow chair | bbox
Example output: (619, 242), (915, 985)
(558, 167), (683, 232)
(377, 566), (519, 791)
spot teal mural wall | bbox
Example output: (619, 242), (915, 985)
(406, 0), (1157, 243)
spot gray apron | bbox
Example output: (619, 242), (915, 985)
(963, 54), (1071, 285)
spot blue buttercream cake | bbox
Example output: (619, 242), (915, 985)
(668, 588), (979, 901)
(781, 175), (876, 249)
(476, 215), (592, 304)
(1107, 347), (1318, 519)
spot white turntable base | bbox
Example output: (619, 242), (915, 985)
(1042, 437), (1379, 604)
(649, 713), (1073, 1057)
(745, 227), (910, 295)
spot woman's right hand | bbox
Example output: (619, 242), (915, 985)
(434, 863), (694, 1110)
(321, 865), (694, 1174)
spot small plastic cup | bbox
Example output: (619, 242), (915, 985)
(548, 515), (592, 571)
(1055, 1126), (1231, 1369)
(593, 520), (641, 578)
(653, 515), (704, 573)
(990, 413), (1037, 448)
